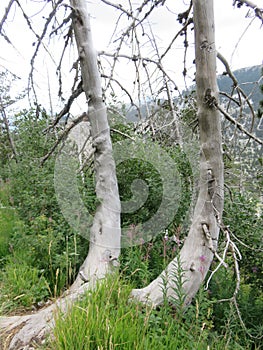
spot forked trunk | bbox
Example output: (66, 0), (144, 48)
(0, 1), (224, 348)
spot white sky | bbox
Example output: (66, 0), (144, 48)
(0, 0), (262, 110)
(89, 0), (263, 70)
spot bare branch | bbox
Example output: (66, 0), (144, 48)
(0, 0), (16, 34)
(160, 2), (193, 60)
(100, 0), (136, 19)
(101, 73), (142, 118)
(219, 91), (241, 106)
(41, 113), (86, 165)
(99, 51), (179, 92)
(233, 0), (263, 23)
(0, 99), (18, 162)
(26, 0), (64, 91)
(44, 83), (83, 132)
(216, 103), (263, 145)
(110, 127), (135, 140)
(217, 51), (256, 131)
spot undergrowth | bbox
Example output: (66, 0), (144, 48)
(0, 111), (262, 349)
(45, 275), (238, 350)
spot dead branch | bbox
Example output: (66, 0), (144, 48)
(0, 100), (18, 162)
(41, 113), (86, 165)
(216, 103), (263, 145)
(56, 25), (74, 99)
(99, 51), (179, 93)
(148, 23), (182, 144)
(100, 0), (136, 20)
(217, 51), (257, 133)
(0, 0), (16, 34)
(233, 0), (263, 23)
(26, 0), (64, 93)
(110, 127), (135, 140)
(219, 91), (241, 106)
(44, 83), (83, 132)
(101, 74), (142, 118)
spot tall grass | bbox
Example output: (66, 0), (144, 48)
(46, 274), (237, 350)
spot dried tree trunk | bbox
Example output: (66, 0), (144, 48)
(0, 0), (224, 348)
(131, 0), (224, 306)
(69, 0), (121, 290)
(0, 1), (121, 348)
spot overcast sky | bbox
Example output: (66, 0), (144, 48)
(88, 0), (262, 69)
(0, 0), (262, 109)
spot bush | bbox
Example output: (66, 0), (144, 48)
(1, 109), (89, 296)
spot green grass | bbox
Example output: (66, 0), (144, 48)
(0, 255), (50, 314)
(0, 181), (23, 260)
(45, 275), (242, 350)
(0, 207), (15, 257)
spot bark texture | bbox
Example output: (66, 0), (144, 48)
(0, 0), (224, 347)
(0, 1), (121, 348)
(69, 0), (121, 290)
(131, 0), (224, 306)
(0, 283), (95, 350)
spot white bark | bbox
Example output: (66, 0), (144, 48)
(0, 2), (121, 348)
(0, 283), (95, 349)
(131, 0), (224, 307)
(69, 0), (121, 290)
(0, 1), (224, 347)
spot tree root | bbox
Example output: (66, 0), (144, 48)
(0, 283), (92, 350)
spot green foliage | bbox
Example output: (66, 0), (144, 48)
(0, 180), (24, 265)
(120, 232), (182, 289)
(0, 109), (88, 301)
(223, 192), (263, 290)
(0, 105), (262, 349)
(208, 266), (263, 348)
(47, 275), (229, 350)
(0, 255), (49, 314)
(8, 109), (58, 220)
(110, 120), (193, 244)
(207, 191), (263, 348)
(0, 207), (22, 263)
(0, 70), (26, 173)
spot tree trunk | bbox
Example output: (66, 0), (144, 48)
(0, 0), (224, 347)
(69, 0), (121, 290)
(131, 0), (224, 307)
(0, 1), (121, 348)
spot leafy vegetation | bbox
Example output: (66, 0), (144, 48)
(0, 102), (262, 348)
(45, 274), (245, 350)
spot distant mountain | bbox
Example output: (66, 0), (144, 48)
(125, 65), (263, 122)
(218, 65), (262, 110)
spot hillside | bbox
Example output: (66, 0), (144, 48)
(218, 64), (262, 110)
(126, 65), (263, 122)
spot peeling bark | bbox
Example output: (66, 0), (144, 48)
(131, 0), (224, 307)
